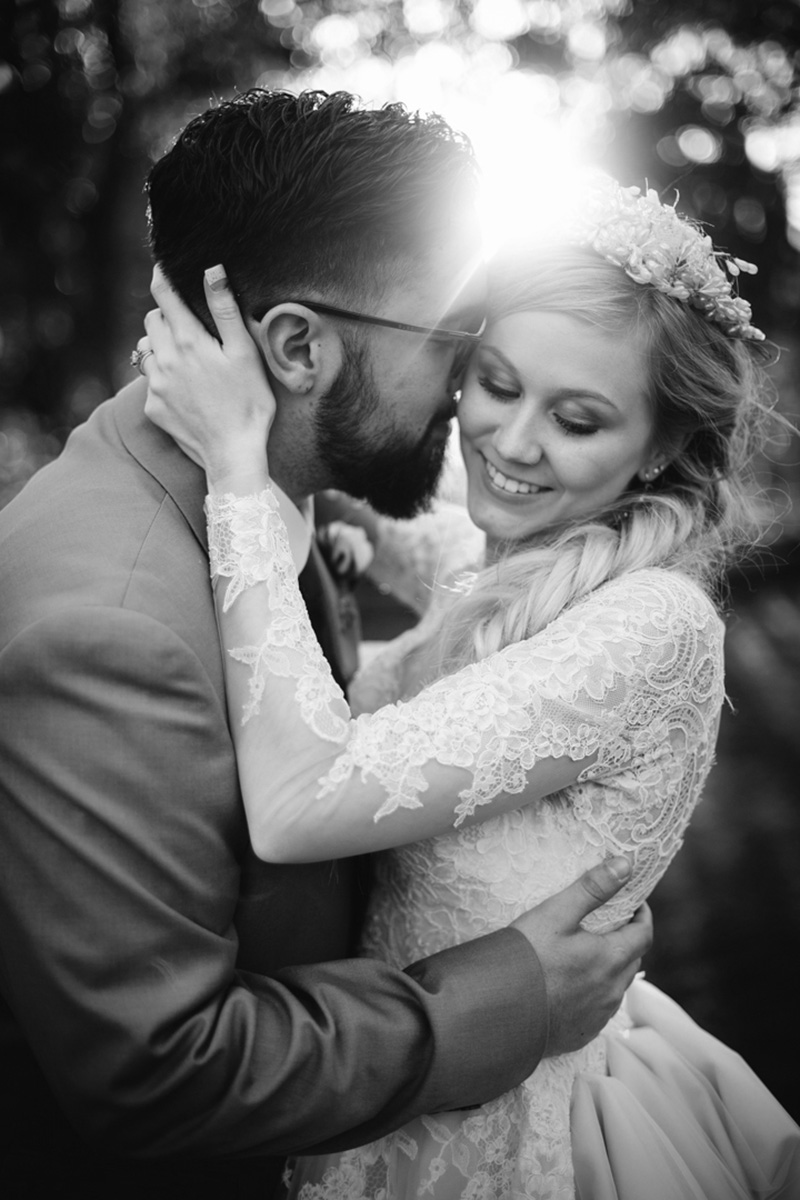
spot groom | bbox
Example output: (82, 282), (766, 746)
(0, 90), (651, 1199)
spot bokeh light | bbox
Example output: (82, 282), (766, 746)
(5, 0), (800, 448)
(248, 5), (798, 259)
(676, 124), (723, 164)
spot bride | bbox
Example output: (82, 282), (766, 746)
(142, 182), (800, 1199)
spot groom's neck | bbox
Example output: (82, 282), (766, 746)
(267, 420), (330, 510)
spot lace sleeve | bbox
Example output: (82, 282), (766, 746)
(208, 488), (725, 864)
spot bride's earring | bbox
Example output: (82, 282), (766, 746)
(640, 463), (664, 485)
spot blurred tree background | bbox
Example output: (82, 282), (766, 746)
(2, 0), (800, 1117)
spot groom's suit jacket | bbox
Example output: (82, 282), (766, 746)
(0, 381), (547, 1198)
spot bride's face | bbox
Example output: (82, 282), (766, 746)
(457, 310), (659, 550)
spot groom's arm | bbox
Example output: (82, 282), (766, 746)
(0, 604), (547, 1158)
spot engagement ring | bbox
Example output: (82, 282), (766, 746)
(130, 347), (154, 374)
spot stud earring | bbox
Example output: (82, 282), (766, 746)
(641, 463), (664, 483)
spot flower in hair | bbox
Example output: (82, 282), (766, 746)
(574, 181), (765, 342)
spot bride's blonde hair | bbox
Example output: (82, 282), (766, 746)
(414, 246), (777, 683)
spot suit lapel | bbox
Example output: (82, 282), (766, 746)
(113, 379), (209, 553)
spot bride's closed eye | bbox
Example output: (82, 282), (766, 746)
(478, 374), (600, 436)
(553, 412), (599, 436)
(478, 375), (519, 401)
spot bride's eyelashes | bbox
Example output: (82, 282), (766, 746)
(477, 374), (518, 401)
(553, 413), (599, 437)
(477, 376), (600, 437)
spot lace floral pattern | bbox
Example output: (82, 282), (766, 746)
(207, 492), (725, 1198)
(292, 567), (725, 1197)
(206, 489), (349, 741)
(319, 572), (722, 848)
(289, 1028), (618, 1200)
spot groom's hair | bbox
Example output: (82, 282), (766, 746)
(146, 89), (477, 330)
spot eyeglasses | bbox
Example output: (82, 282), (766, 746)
(279, 299), (486, 348)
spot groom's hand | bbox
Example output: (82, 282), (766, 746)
(511, 857), (652, 1056)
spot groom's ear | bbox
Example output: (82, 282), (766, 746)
(252, 304), (341, 399)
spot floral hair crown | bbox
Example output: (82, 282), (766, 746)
(573, 180), (765, 342)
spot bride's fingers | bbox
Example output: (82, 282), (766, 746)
(202, 265), (254, 354)
(150, 263), (207, 341)
(143, 309), (177, 369)
(143, 306), (169, 345)
(150, 262), (254, 358)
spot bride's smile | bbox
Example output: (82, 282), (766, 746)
(481, 454), (550, 495)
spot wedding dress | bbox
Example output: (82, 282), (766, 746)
(208, 493), (800, 1200)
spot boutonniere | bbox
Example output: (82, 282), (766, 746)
(317, 521), (375, 589)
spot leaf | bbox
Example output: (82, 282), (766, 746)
(419, 1115), (457, 1145)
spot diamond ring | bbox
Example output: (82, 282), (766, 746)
(130, 347), (154, 374)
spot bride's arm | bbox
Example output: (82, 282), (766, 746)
(144, 268), (604, 862)
(204, 479), (599, 862)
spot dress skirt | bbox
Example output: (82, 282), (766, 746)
(571, 977), (800, 1200)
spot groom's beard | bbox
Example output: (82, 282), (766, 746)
(314, 337), (453, 520)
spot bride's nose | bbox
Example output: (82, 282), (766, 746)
(492, 405), (544, 466)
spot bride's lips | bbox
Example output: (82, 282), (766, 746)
(481, 454), (550, 498)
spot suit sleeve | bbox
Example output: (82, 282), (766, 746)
(0, 606), (547, 1159)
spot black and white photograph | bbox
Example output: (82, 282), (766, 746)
(2, 2), (799, 1196)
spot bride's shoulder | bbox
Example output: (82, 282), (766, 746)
(580, 567), (724, 633)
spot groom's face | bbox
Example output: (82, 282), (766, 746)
(315, 222), (486, 518)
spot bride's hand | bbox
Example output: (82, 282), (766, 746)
(142, 264), (275, 489)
